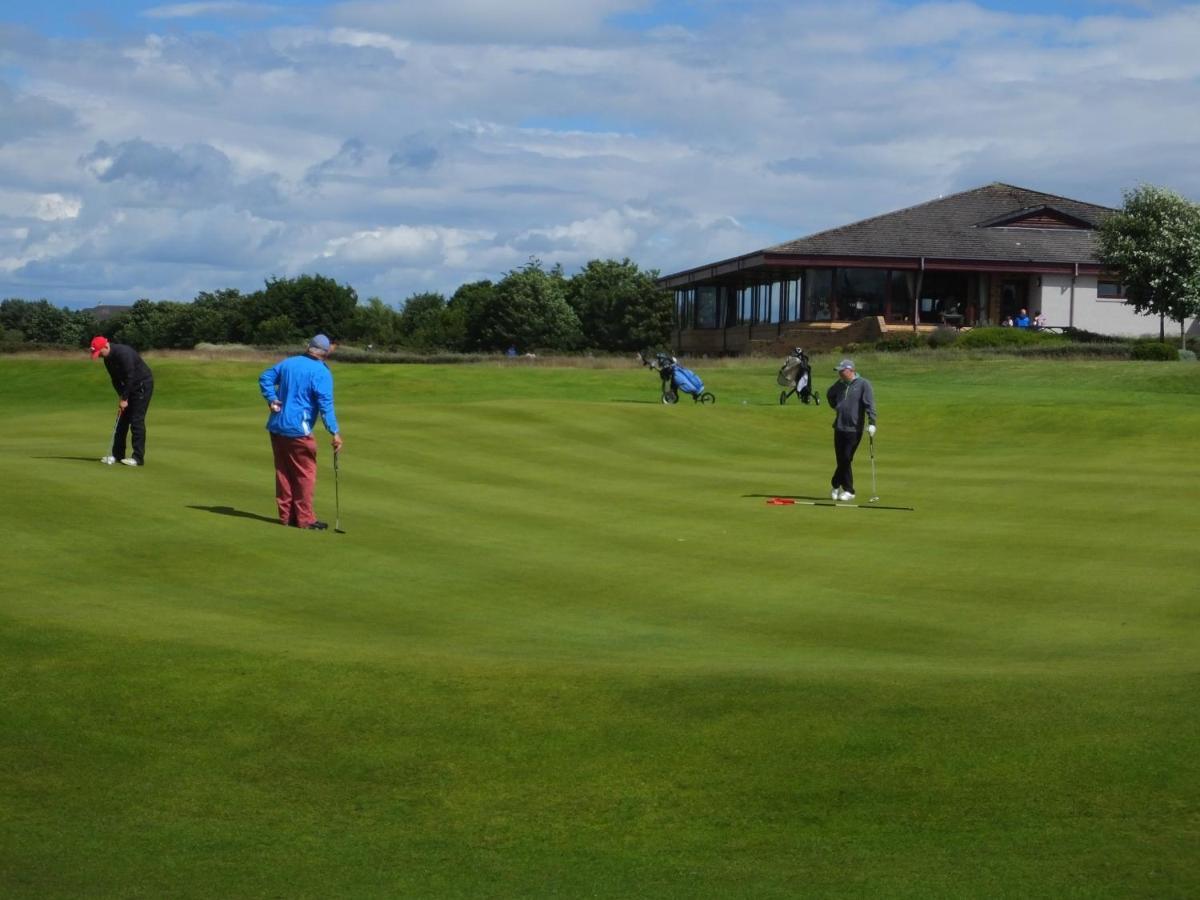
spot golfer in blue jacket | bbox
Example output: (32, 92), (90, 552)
(258, 334), (344, 529)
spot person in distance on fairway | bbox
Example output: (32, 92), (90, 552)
(91, 336), (154, 467)
(258, 334), (344, 530)
(825, 359), (876, 502)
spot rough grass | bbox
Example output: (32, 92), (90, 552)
(1, 355), (1198, 898)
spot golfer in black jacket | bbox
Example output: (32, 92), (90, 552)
(91, 336), (154, 467)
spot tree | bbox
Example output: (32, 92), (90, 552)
(397, 292), (448, 349)
(253, 274), (358, 341)
(348, 297), (402, 347)
(192, 289), (250, 344)
(450, 280), (495, 351)
(1097, 185), (1200, 349)
(566, 258), (673, 351)
(469, 260), (582, 352)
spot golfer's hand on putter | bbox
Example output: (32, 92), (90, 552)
(332, 434), (344, 454)
(868, 424), (877, 437)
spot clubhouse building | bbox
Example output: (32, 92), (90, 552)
(659, 183), (1193, 355)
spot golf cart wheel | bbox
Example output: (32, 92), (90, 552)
(779, 390), (789, 405)
(662, 390), (679, 405)
(699, 392), (716, 405)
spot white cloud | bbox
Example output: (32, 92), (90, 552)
(328, 0), (650, 43)
(142, 2), (282, 20)
(320, 224), (493, 266)
(35, 194), (83, 221)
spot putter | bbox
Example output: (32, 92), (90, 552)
(868, 433), (880, 503)
(103, 411), (120, 463)
(333, 450), (345, 534)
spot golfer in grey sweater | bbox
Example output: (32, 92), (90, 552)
(825, 359), (877, 501)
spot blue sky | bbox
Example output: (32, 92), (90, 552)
(2, 0), (1199, 307)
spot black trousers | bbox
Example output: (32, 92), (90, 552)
(113, 380), (154, 464)
(831, 429), (863, 493)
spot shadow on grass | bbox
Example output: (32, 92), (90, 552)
(33, 456), (108, 462)
(744, 493), (915, 511)
(743, 493), (830, 501)
(187, 505), (280, 525)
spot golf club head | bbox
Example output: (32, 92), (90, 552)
(334, 527), (346, 534)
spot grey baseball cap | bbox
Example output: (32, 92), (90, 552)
(836, 358), (855, 371)
(309, 334), (331, 352)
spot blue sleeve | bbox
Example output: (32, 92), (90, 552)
(315, 368), (339, 434)
(259, 363), (281, 402)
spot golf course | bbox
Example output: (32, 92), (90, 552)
(2, 351), (1198, 898)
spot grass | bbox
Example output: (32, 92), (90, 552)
(2, 352), (1198, 898)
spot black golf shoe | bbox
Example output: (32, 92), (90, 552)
(305, 521), (329, 531)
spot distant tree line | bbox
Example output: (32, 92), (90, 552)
(0, 258), (673, 354)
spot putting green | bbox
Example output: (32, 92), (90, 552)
(2, 353), (1198, 898)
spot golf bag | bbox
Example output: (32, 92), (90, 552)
(777, 348), (819, 406)
(640, 352), (716, 405)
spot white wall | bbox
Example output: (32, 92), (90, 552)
(1038, 275), (1196, 338)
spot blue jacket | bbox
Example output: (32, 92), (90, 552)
(259, 354), (339, 438)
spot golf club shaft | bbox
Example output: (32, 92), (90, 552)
(108, 412), (121, 457)
(333, 451), (342, 532)
(869, 434), (878, 500)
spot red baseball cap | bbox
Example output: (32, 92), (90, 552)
(90, 336), (110, 359)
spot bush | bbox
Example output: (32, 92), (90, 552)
(1130, 340), (1178, 361)
(1061, 327), (1126, 344)
(927, 326), (960, 348)
(999, 342), (1131, 359)
(957, 326), (1064, 349)
(875, 332), (924, 352)
(1178, 349), (1197, 362)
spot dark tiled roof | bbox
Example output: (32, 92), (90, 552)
(765, 183), (1114, 264)
(87, 305), (132, 321)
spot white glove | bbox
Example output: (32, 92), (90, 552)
(867, 424), (877, 437)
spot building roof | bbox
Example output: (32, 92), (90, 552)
(766, 183), (1113, 262)
(660, 183), (1116, 286)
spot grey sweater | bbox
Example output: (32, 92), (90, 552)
(826, 376), (877, 432)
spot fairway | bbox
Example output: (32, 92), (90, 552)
(2, 353), (1198, 898)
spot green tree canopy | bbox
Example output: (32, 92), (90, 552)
(451, 280), (495, 351)
(566, 258), (673, 351)
(347, 297), (403, 347)
(468, 261), (582, 352)
(397, 292), (448, 349)
(1097, 185), (1200, 348)
(255, 274), (358, 341)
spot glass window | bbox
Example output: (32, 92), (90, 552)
(890, 271), (914, 321)
(1097, 280), (1126, 299)
(695, 287), (718, 328)
(767, 282), (781, 324)
(836, 268), (888, 320)
(805, 269), (833, 321)
(782, 278), (802, 322)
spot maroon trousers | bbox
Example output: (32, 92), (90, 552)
(271, 432), (318, 527)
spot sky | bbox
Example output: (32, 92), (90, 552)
(1, 0), (1198, 308)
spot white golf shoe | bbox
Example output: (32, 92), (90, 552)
(839, 491), (855, 502)
(831, 488), (840, 500)
(120, 458), (140, 467)
(100, 455), (116, 465)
